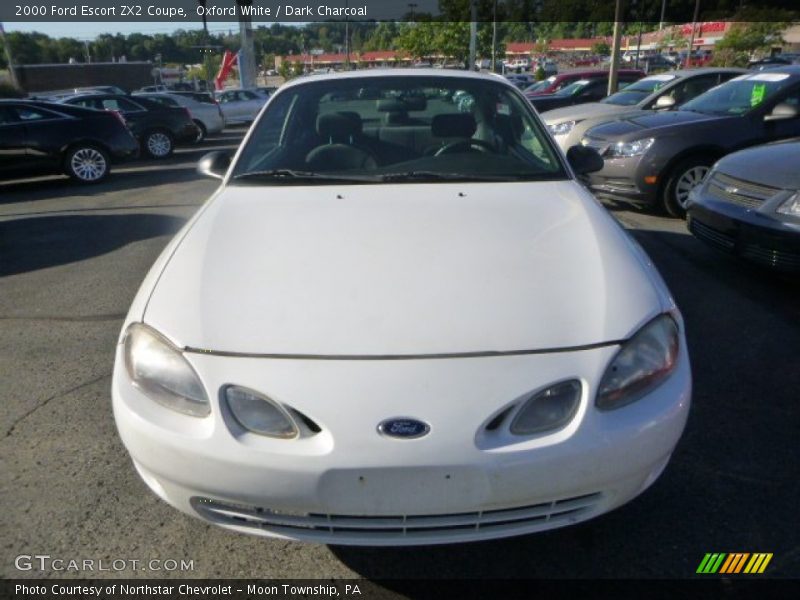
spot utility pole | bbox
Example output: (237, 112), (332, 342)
(0, 22), (20, 90)
(608, 0), (624, 96)
(344, 0), (350, 70)
(686, 0), (701, 68)
(491, 0), (498, 73)
(659, 0), (667, 30)
(469, 1), (477, 71)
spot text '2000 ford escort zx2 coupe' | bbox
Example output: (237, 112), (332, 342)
(112, 70), (691, 546)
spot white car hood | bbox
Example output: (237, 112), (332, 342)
(143, 182), (662, 355)
(542, 102), (627, 124)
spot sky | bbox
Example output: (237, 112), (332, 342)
(3, 21), (237, 40)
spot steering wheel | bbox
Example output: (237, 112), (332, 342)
(435, 138), (496, 156)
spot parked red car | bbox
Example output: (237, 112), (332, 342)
(523, 69), (645, 98)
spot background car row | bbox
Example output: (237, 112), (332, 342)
(0, 87), (272, 183)
(535, 66), (800, 220)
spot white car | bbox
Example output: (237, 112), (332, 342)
(113, 69), (691, 546)
(134, 92), (225, 142)
(215, 88), (268, 124)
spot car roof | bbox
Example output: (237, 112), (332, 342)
(279, 68), (520, 92)
(669, 67), (749, 76)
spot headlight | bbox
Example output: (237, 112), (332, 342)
(225, 386), (298, 439)
(606, 137), (655, 158)
(777, 192), (800, 217)
(510, 380), (582, 435)
(596, 314), (680, 411)
(547, 120), (576, 136)
(123, 323), (210, 417)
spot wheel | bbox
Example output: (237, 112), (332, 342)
(661, 156), (712, 218)
(142, 129), (174, 159)
(64, 145), (109, 183)
(192, 120), (207, 143)
(435, 138), (496, 156)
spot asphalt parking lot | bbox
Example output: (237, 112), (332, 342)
(1, 127), (798, 582)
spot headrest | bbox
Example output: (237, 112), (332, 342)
(401, 96), (427, 111)
(376, 97), (428, 112)
(317, 112), (362, 139)
(384, 111), (409, 125)
(431, 113), (477, 138)
(377, 98), (405, 112)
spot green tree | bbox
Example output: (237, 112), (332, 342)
(714, 21), (790, 66)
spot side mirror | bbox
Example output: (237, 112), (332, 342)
(197, 151), (231, 180)
(566, 145), (604, 175)
(654, 95), (676, 110)
(764, 102), (799, 122)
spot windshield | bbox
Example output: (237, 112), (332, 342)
(602, 74), (678, 106)
(555, 80), (594, 97)
(680, 73), (793, 116)
(523, 80), (550, 94)
(232, 76), (567, 184)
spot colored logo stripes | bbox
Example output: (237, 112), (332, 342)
(697, 553), (773, 574)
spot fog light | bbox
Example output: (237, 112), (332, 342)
(510, 380), (582, 435)
(225, 386), (298, 439)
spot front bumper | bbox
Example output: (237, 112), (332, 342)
(112, 341), (691, 545)
(687, 193), (800, 272)
(586, 154), (659, 206)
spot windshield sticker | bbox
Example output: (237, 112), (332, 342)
(747, 73), (790, 82)
(496, 103), (511, 115)
(751, 83), (767, 106)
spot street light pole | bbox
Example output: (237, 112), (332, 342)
(491, 0), (498, 73)
(344, 0), (350, 70)
(686, 0), (701, 69)
(469, 1), (477, 71)
(608, 0), (624, 96)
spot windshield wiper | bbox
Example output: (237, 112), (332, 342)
(232, 169), (381, 183)
(380, 171), (514, 182)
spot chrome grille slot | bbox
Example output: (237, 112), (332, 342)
(707, 172), (780, 209)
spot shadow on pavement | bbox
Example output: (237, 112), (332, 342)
(0, 213), (184, 276)
(0, 133), (242, 206)
(331, 229), (799, 580)
(0, 167), (212, 206)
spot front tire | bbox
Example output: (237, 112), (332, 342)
(661, 156), (712, 218)
(192, 120), (207, 143)
(142, 129), (174, 159)
(64, 145), (109, 183)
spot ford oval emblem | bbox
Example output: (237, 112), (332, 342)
(377, 418), (430, 439)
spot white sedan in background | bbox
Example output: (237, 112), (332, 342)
(214, 88), (267, 124)
(113, 69), (691, 546)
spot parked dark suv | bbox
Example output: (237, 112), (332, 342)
(0, 100), (139, 183)
(59, 94), (199, 158)
(582, 67), (800, 216)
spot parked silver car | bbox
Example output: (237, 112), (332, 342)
(542, 68), (747, 152)
(134, 92), (225, 142)
(214, 88), (267, 125)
